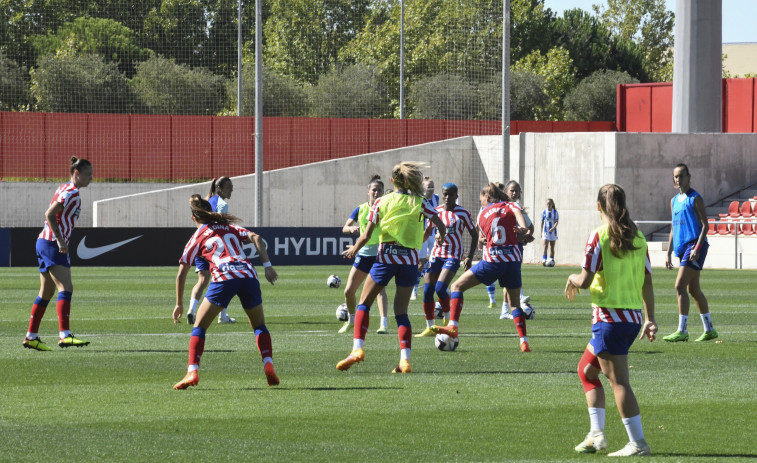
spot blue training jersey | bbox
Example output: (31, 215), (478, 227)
(672, 188), (705, 258)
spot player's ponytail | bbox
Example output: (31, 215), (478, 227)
(70, 156), (92, 175)
(368, 174), (384, 190)
(481, 182), (508, 203)
(189, 194), (242, 225)
(392, 162), (425, 196)
(597, 184), (639, 257)
(206, 177), (231, 200)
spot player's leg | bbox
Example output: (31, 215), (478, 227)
(23, 271), (58, 351)
(375, 287), (390, 333)
(435, 265), (457, 324)
(432, 269), (481, 337)
(542, 239), (549, 265)
(548, 240), (556, 265)
(664, 265), (695, 342)
(416, 267), (440, 335)
(600, 353), (650, 456)
(337, 270), (387, 371)
(174, 297), (223, 389)
(575, 343), (607, 453)
(189, 268), (210, 325)
(391, 283), (414, 373)
(500, 286), (513, 319)
(687, 270), (717, 341)
(48, 265), (88, 347)
(238, 277), (278, 386)
(341, 265), (367, 333)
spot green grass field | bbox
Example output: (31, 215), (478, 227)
(1, 265), (756, 462)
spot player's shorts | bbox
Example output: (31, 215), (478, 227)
(36, 238), (70, 272)
(470, 260), (521, 289)
(205, 278), (262, 309)
(427, 256), (460, 275)
(590, 321), (641, 356)
(542, 228), (558, 241)
(194, 256), (210, 273)
(679, 240), (709, 270)
(419, 235), (435, 259)
(353, 254), (377, 273)
(370, 262), (419, 287)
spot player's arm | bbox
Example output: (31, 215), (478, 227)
(565, 268), (594, 301)
(248, 232), (278, 285)
(44, 202), (67, 253)
(689, 195), (709, 261)
(423, 220), (435, 242)
(173, 263), (191, 324)
(342, 221), (375, 259)
(512, 208), (528, 236)
(665, 198), (675, 270)
(639, 272), (657, 342)
(342, 218), (359, 235)
(429, 213), (445, 245)
(463, 226), (478, 271)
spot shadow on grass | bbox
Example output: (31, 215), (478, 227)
(655, 453), (757, 459)
(239, 386), (402, 391)
(115, 349), (234, 353)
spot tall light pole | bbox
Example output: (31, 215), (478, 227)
(502, 0), (510, 182)
(254, 0), (263, 226)
(399, 0), (405, 119)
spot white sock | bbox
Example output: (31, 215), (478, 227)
(400, 348), (410, 361)
(426, 319), (434, 328)
(26, 332), (37, 339)
(60, 330), (71, 339)
(519, 336), (528, 344)
(353, 338), (364, 350)
(450, 320), (459, 327)
(501, 302), (510, 313)
(677, 314), (688, 333)
(188, 364), (199, 372)
(189, 298), (199, 315)
(700, 313), (714, 332)
(262, 357), (273, 365)
(220, 307), (228, 318)
(588, 407), (605, 432)
(348, 312), (355, 324)
(520, 289), (525, 298)
(380, 316), (388, 328)
(621, 414), (645, 442)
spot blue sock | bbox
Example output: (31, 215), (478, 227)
(254, 325), (269, 337)
(191, 326), (206, 338)
(58, 291), (72, 301)
(423, 283), (434, 302)
(435, 281), (449, 300)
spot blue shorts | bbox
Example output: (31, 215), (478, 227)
(204, 278), (262, 309)
(427, 256), (460, 275)
(194, 256), (210, 272)
(370, 262), (418, 287)
(590, 322), (641, 356)
(470, 260), (522, 289)
(36, 238), (70, 272)
(680, 240), (708, 270)
(353, 254), (377, 273)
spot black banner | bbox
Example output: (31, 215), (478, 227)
(7, 228), (356, 267)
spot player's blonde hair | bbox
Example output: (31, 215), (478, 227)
(597, 184), (639, 257)
(189, 194), (241, 225)
(480, 182), (508, 203)
(391, 162), (425, 196)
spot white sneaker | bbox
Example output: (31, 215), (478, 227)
(608, 440), (650, 457)
(574, 430), (607, 453)
(410, 289), (417, 300)
(218, 315), (236, 324)
(520, 295), (530, 305)
(499, 303), (513, 320)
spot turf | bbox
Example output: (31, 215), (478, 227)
(1, 265), (756, 462)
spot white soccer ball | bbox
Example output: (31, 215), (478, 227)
(434, 301), (445, 319)
(327, 274), (341, 288)
(547, 259), (555, 267)
(435, 333), (459, 352)
(335, 303), (349, 322)
(523, 303), (536, 320)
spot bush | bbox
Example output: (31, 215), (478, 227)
(479, 70), (549, 120)
(230, 65), (308, 117)
(410, 73), (478, 120)
(563, 69), (639, 121)
(308, 64), (390, 118)
(131, 56), (228, 115)
(0, 52), (31, 110)
(31, 53), (136, 113)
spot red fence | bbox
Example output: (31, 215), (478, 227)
(616, 78), (757, 133)
(0, 112), (614, 181)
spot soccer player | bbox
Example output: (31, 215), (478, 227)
(183, 177), (237, 325)
(565, 184), (657, 457)
(499, 180), (535, 320)
(415, 182), (477, 336)
(412, 177), (440, 300)
(341, 174), (390, 334)
(541, 198), (559, 266)
(431, 183), (531, 352)
(172, 195), (279, 389)
(23, 157), (93, 351)
(338, 162), (445, 374)
(663, 163), (718, 342)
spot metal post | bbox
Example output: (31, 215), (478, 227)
(399, 0), (405, 120)
(502, 0), (510, 183)
(254, 0), (263, 226)
(237, 0), (243, 116)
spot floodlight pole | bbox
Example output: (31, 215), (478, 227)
(502, 0), (510, 183)
(254, 0), (263, 226)
(399, 0), (405, 119)
(237, 0), (242, 116)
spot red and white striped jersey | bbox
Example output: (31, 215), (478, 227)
(583, 229), (651, 324)
(38, 182), (81, 244)
(369, 194), (438, 265)
(429, 205), (475, 260)
(180, 223), (258, 282)
(477, 202), (523, 262)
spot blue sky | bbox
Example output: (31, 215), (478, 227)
(544, 0), (756, 43)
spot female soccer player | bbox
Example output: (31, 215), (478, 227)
(432, 183), (530, 352)
(565, 184), (657, 457)
(341, 175), (390, 334)
(23, 157), (93, 351)
(499, 180), (535, 320)
(663, 163), (718, 342)
(412, 176), (440, 300)
(338, 162), (445, 373)
(415, 182), (477, 336)
(541, 198), (559, 266)
(172, 195), (279, 389)
(183, 177), (237, 325)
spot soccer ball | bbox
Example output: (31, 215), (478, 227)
(547, 259), (555, 267)
(435, 333), (459, 352)
(327, 274), (341, 288)
(523, 303), (536, 320)
(434, 301), (445, 319)
(335, 303), (349, 322)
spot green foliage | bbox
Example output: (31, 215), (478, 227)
(230, 64), (308, 117)
(31, 16), (153, 77)
(143, 0), (207, 68)
(0, 51), (31, 110)
(131, 55), (228, 115)
(514, 47), (576, 120)
(479, 70), (548, 121)
(30, 53), (136, 113)
(308, 64), (390, 118)
(564, 69), (639, 121)
(410, 73), (479, 120)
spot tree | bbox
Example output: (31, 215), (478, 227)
(308, 64), (389, 118)
(514, 47), (576, 120)
(593, 0), (674, 82)
(479, 70), (548, 121)
(143, 0), (207, 68)
(30, 53), (136, 113)
(230, 64), (308, 117)
(0, 51), (31, 110)
(563, 69), (639, 121)
(131, 55), (228, 115)
(410, 73), (478, 120)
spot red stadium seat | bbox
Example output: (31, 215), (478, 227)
(740, 220), (755, 236)
(716, 221), (730, 235)
(719, 200), (739, 218)
(740, 201), (753, 218)
(707, 218), (717, 235)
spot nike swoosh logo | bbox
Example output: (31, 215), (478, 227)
(77, 236), (143, 259)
